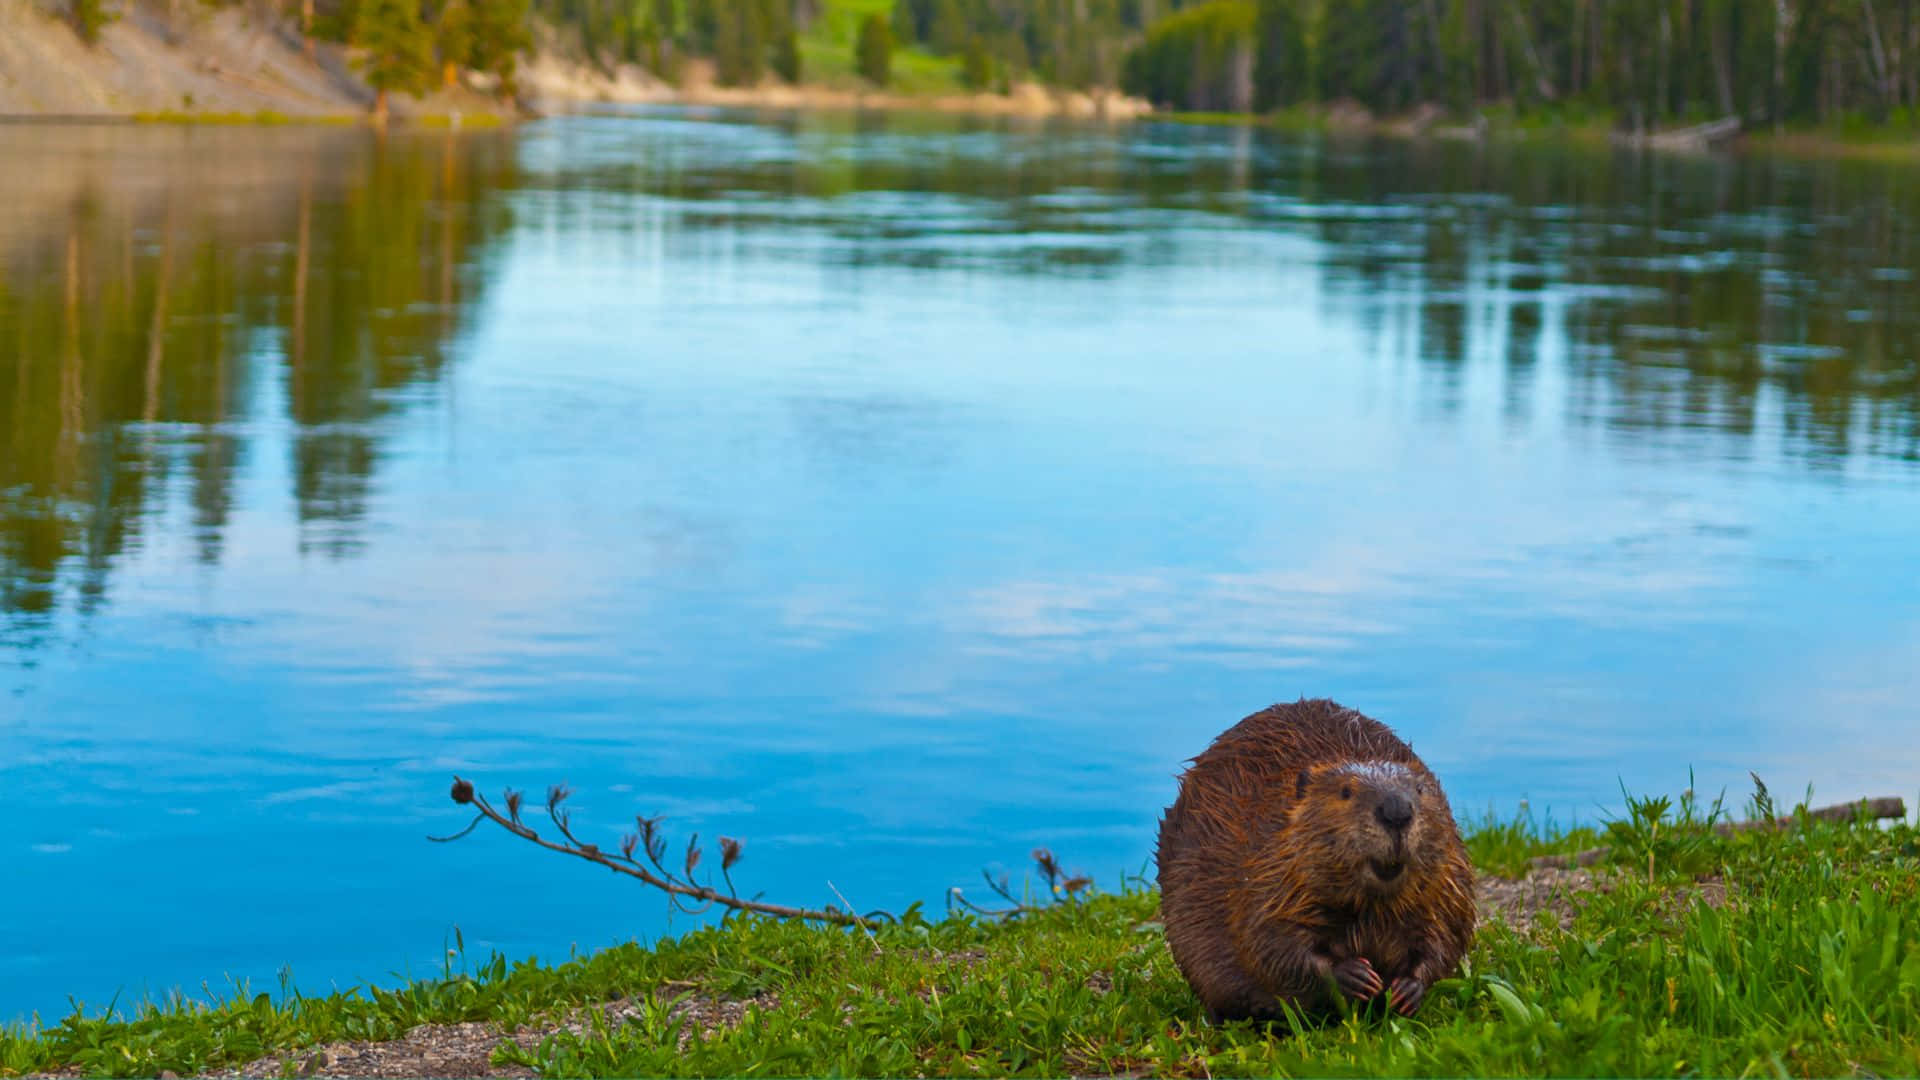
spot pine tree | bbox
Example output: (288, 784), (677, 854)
(468, 0), (533, 99)
(962, 33), (993, 87)
(711, 2), (755, 83)
(336, 0), (368, 43)
(993, 29), (1030, 86)
(1120, 0), (1255, 108)
(856, 12), (893, 85)
(892, 0), (921, 43)
(437, 0), (473, 87)
(773, 26), (803, 82)
(684, 0), (720, 51)
(69, 0), (118, 44)
(1252, 0), (1307, 107)
(356, 0), (436, 124)
(930, 0), (967, 51)
(737, 0), (769, 84)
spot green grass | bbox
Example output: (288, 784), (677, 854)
(128, 110), (507, 128)
(1456, 801), (1605, 878)
(1161, 100), (1920, 161)
(796, 0), (969, 96)
(408, 111), (510, 129)
(1163, 110), (1268, 127)
(1472, 101), (1616, 138)
(5, 785), (1919, 1077)
(1162, 102), (1617, 139)
(1743, 124), (1920, 161)
(1161, 105), (1329, 131)
(129, 110), (350, 125)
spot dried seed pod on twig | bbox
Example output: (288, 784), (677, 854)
(431, 776), (1091, 928)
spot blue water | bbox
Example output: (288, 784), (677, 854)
(3, 109), (1919, 1026)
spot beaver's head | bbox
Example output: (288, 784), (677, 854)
(1287, 760), (1451, 902)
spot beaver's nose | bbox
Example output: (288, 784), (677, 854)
(1376, 792), (1415, 832)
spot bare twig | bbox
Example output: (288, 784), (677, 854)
(828, 880), (882, 954)
(438, 777), (1094, 930)
(945, 848), (1095, 921)
(440, 777), (878, 927)
(983, 868), (1021, 906)
(948, 883), (1028, 919)
(1031, 847), (1095, 898)
(426, 815), (484, 843)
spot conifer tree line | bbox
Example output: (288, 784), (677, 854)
(1120, 0), (1920, 127)
(296, 0), (531, 116)
(525, 0), (1156, 91)
(530, 0), (803, 85)
(314, 0), (1920, 123)
(889, 0), (1161, 89)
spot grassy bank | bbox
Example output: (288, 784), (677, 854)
(4, 787), (1917, 1078)
(1160, 104), (1620, 144)
(124, 110), (508, 127)
(793, 0), (964, 95)
(1160, 102), (1920, 160)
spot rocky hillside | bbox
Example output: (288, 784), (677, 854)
(0, 0), (649, 117)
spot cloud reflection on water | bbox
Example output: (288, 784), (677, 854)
(2, 110), (1919, 1025)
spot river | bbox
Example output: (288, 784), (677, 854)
(2, 108), (1917, 1025)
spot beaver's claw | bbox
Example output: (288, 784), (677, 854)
(1332, 956), (1382, 1000)
(1387, 975), (1426, 1015)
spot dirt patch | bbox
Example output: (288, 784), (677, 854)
(1475, 867), (1612, 931)
(208, 988), (777, 1079)
(226, 1020), (541, 1079)
(935, 947), (989, 968)
(1474, 867), (1730, 934)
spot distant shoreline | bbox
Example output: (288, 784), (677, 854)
(8, 92), (1917, 165)
(545, 82), (1152, 122)
(514, 52), (1152, 122)
(1155, 102), (1920, 162)
(5, 0), (1915, 156)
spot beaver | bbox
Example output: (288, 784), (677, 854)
(1155, 698), (1476, 1024)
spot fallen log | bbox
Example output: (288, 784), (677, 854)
(1612, 115), (1742, 151)
(1526, 795), (1908, 870)
(1717, 795), (1908, 833)
(1648, 115), (1742, 148)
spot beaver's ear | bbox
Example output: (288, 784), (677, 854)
(1296, 770), (1310, 798)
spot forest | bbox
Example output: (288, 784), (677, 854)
(1119, 0), (1920, 127)
(66, 0), (1920, 127)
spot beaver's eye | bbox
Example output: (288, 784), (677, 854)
(1340, 786), (1351, 800)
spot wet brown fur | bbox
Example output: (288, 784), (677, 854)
(1156, 698), (1477, 1024)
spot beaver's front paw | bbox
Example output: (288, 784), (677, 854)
(1331, 956), (1382, 1001)
(1387, 975), (1426, 1015)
